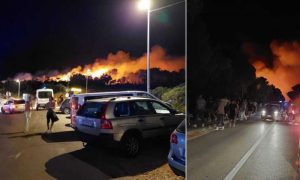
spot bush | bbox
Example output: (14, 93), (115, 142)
(161, 84), (185, 113)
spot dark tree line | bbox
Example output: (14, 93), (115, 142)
(187, 0), (285, 114)
(0, 68), (185, 96)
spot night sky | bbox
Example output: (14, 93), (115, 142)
(0, 0), (185, 80)
(195, 0), (300, 48)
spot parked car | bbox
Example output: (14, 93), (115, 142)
(1, 99), (25, 114)
(168, 120), (185, 176)
(70, 91), (172, 128)
(75, 96), (184, 157)
(59, 98), (70, 114)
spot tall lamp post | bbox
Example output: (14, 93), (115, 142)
(85, 69), (91, 93)
(137, 0), (185, 93)
(16, 79), (20, 98)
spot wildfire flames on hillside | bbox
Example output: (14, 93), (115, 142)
(12, 45), (185, 84)
(246, 41), (300, 99)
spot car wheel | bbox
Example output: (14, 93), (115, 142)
(121, 133), (141, 157)
(36, 105), (39, 111)
(1, 108), (5, 114)
(64, 108), (70, 114)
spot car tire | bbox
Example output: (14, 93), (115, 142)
(36, 105), (39, 111)
(1, 108), (5, 114)
(63, 108), (70, 114)
(121, 133), (141, 157)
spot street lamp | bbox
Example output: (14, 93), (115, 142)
(16, 79), (20, 98)
(85, 69), (91, 93)
(137, 0), (185, 93)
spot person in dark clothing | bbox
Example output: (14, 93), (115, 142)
(228, 100), (238, 128)
(45, 96), (58, 133)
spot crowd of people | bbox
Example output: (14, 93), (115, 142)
(191, 95), (259, 130)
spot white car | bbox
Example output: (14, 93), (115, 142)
(1, 99), (25, 114)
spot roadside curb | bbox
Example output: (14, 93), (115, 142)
(187, 114), (259, 141)
(187, 127), (215, 141)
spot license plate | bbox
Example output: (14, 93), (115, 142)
(82, 119), (94, 127)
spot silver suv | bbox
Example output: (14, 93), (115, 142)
(75, 96), (184, 157)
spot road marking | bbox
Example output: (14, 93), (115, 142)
(224, 123), (274, 180)
(15, 152), (22, 159)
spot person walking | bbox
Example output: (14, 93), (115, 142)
(24, 96), (31, 133)
(196, 95), (206, 127)
(216, 98), (229, 130)
(45, 96), (59, 133)
(228, 100), (238, 128)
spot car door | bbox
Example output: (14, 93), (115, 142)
(149, 100), (184, 134)
(130, 100), (163, 138)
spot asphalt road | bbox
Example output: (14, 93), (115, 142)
(0, 110), (182, 180)
(188, 116), (300, 179)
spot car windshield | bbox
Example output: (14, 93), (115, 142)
(38, 91), (52, 98)
(265, 104), (280, 111)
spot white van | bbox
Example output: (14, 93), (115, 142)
(70, 91), (169, 128)
(35, 88), (54, 110)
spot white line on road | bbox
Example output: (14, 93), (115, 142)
(15, 152), (22, 159)
(224, 123), (274, 180)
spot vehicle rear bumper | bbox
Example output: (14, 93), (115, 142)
(168, 152), (185, 176)
(76, 130), (118, 147)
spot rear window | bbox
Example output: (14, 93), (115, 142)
(38, 91), (52, 98)
(77, 102), (105, 118)
(176, 121), (185, 133)
(14, 100), (25, 104)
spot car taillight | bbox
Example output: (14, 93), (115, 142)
(170, 132), (178, 144)
(292, 110), (295, 115)
(100, 103), (112, 129)
(100, 119), (112, 129)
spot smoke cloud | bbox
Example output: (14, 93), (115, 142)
(250, 40), (300, 99)
(12, 45), (185, 84)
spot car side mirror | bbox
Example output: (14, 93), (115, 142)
(170, 109), (178, 114)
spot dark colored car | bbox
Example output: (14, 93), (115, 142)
(261, 104), (282, 121)
(59, 98), (70, 114)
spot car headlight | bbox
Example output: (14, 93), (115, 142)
(274, 111), (278, 116)
(262, 110), (266, 115)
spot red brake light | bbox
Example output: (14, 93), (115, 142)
(292, 110), (295, 114)
(100, 119), (112, 129)
(170, 133), (178, 144)
(100, 103), (112, 129)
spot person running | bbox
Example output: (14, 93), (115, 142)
(24, 96), (31, 133)
(228, 100), (238, 128)
(45, 96), (59, 133)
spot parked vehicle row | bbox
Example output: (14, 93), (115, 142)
(0, 90), (186, 177)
